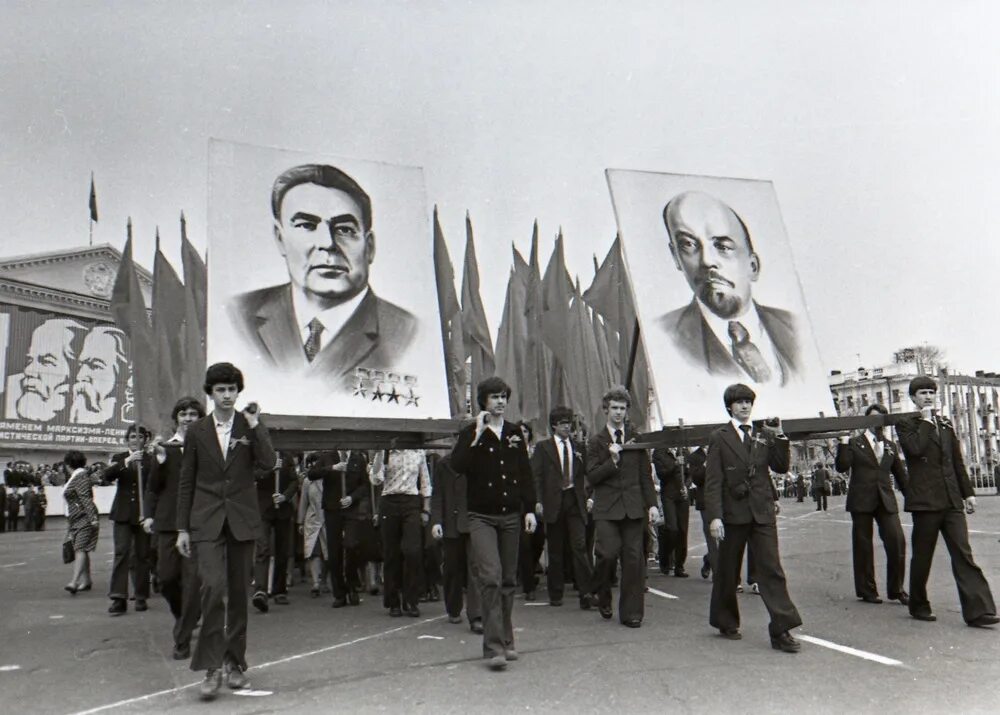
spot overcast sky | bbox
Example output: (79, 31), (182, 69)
(2, 1), (998, 379)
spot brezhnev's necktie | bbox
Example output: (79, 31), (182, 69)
(728, 321), (772, 383)
(304, 318), (324, 362)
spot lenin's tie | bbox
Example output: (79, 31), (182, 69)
(728, 321), (772, 383)
(561, 438), (572, 489)
(739, 424), (752, 455)
(304, 318), (324, 362)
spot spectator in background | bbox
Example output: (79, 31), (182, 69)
(63, 450), (99, 594)
(7, 488), (20, 531)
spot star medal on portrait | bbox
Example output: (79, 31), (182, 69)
(352, 368), (369, 399)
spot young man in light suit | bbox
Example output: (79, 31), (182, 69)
(176, 363), (276, 699)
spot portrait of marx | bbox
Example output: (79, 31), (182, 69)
(656, 190), (802, 386)
(227, 163), (419, 391)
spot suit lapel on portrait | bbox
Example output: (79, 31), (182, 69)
(255, 284), (309, 369)
(309, 291), (381, 379)
(757, 302), (800, 377)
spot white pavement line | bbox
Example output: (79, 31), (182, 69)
(797, 635), (903, 667)
(0, 665), (21, 671)
(232, 690), (273, 697)
(647, 587), (679, 600)
(67, 615), (446, 715)
(417, 635), (444, 640)
(0, 562), (27, 568)
(523, 602), (549, 606)
(792, 510), (823, 520)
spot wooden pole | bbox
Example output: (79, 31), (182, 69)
(624, 319), (640, 390)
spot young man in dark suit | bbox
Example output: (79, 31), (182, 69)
(451, 377), (537, 671)
(836, 402), (909, 606)
(586, 386), (660, 628)
(532, 406), (594, 609)
(143, 396), (205, 660)
(252, 451), (299, 611)
(104, 424), (154, 616)
(652, 447), (692, 578)
(812, 462), (830, 511)
(176, 363), (276, 699)
(895, 375), (997, 627)
(705, 383), (801, 652)
(686, 446), (715, 579)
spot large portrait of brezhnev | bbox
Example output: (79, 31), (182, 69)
(208, 140), (449, 418)
(606, 170), (834, 424)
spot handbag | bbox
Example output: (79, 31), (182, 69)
(62, 536), (75, 564)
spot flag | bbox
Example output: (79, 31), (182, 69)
(540, 231), (573, 358)
(583, 236), (649, 430)
(180, 213), (207, 398)
(111, 226), (159, 433)
(152, 229), (186, 432)
(433, 208), (468, 417)
(494, 254), (528, 423)
(89, 173), (98, 223)
(460, 213), (495, 393)
(520, 222), (548, 433)
(566, 282), (612, 431)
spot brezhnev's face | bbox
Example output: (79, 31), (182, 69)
(666, 192), (759, 319)
(274, 183), (374, 304)
(18, 323), (74, 420)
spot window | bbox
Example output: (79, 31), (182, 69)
(847, 395), (855, 409)
(861, 394), (869, 406)
(892, 389), (901, 403)
(875, 391), (883, 404)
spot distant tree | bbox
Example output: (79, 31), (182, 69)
(893, 344), (947, 373)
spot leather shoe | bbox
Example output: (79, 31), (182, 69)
(404, 604), (421, 618)
(700, 562), (711, 579)
(770, 631), (801, 653)
(78, 584), (93, 592)
(199, 669), (222, 700)
(860, 595), (883, 604)
(622, 619), (641, 628)
(273, 593), (290, 606)
(252, 591), (269, 613)
(890, 592), (909, 606)
(911, 612), (937, 622)
(719, 628), (742, 640)
(332, 597), (348, 609)
(64, 585), (78, 596)
(172, 644), (191, 660)
(470, 619), (484, 634)
(224, 663), (248, 690)
(579, 594), (593, 610)
(135, 599), (148, 612)
(674, 570), (689, 578)
(968, 614), (1000, 628)
(504, 648), (519, 661)
(549, 598), (563, 607)
(108, 599), (126, 616)
(347, 590), (360, 606)
(487, 654), (507, 671)
(598, 605), (613, 620)
(389, 606), (402, 617)
(447, 615), (463, 624)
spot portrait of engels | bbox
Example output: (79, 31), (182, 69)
(227, 164), (419, 391)
(655, 191), (802, 386)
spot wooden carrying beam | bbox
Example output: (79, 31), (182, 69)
(262, 414), (464, 451)
(627, 412), (919, 450)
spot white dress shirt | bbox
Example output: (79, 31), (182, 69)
(214, 415), (234, 460)
(292, 287), (370, 353)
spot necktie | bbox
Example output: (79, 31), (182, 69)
(872, 432), (884, 461)
(304, 318), (324, 362)
(614, 429), (623, 445)
(739, 424), (752, 454)
(561, 438), (572, 488)
(728, 321), (772, 383)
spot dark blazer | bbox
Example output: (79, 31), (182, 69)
(256, 460), (299, 520)
(451, 420), (534, 516)
(228, 283), (419, 390)
(430, 454), (470, 538)
(895, 415), (973, 512)
(104, 450), (154, 525)
(586, 425), (657, 521)
(176, 413), (276, 542)
(812, 466), (830, 496)
(307, 449), (370, 520)
(656, 299), (801, 385)
(532, 436), (587, 523)
(836, 434), (908, 514)
(145, 441), (184, 531)
(687, 447), (708, 510)
(652, 448), (690, 503)
(704, 423), (789, 525)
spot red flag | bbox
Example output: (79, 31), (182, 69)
(433, 208), (468, 417)
(111, 228), (158, 433)
(152, 230), (186, 431)
(566, 283), (611, 432)
(460, 214), (495, 392)
(494, 257), (528, 423)
(180, 213), (207, 398)
(520, 222), (548, 433)
(89, 173), (98, 223)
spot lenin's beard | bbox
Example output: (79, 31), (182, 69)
(70, 382), (113, 424)
(16, 379), (67, 421)
(695, 273), (743, 320)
